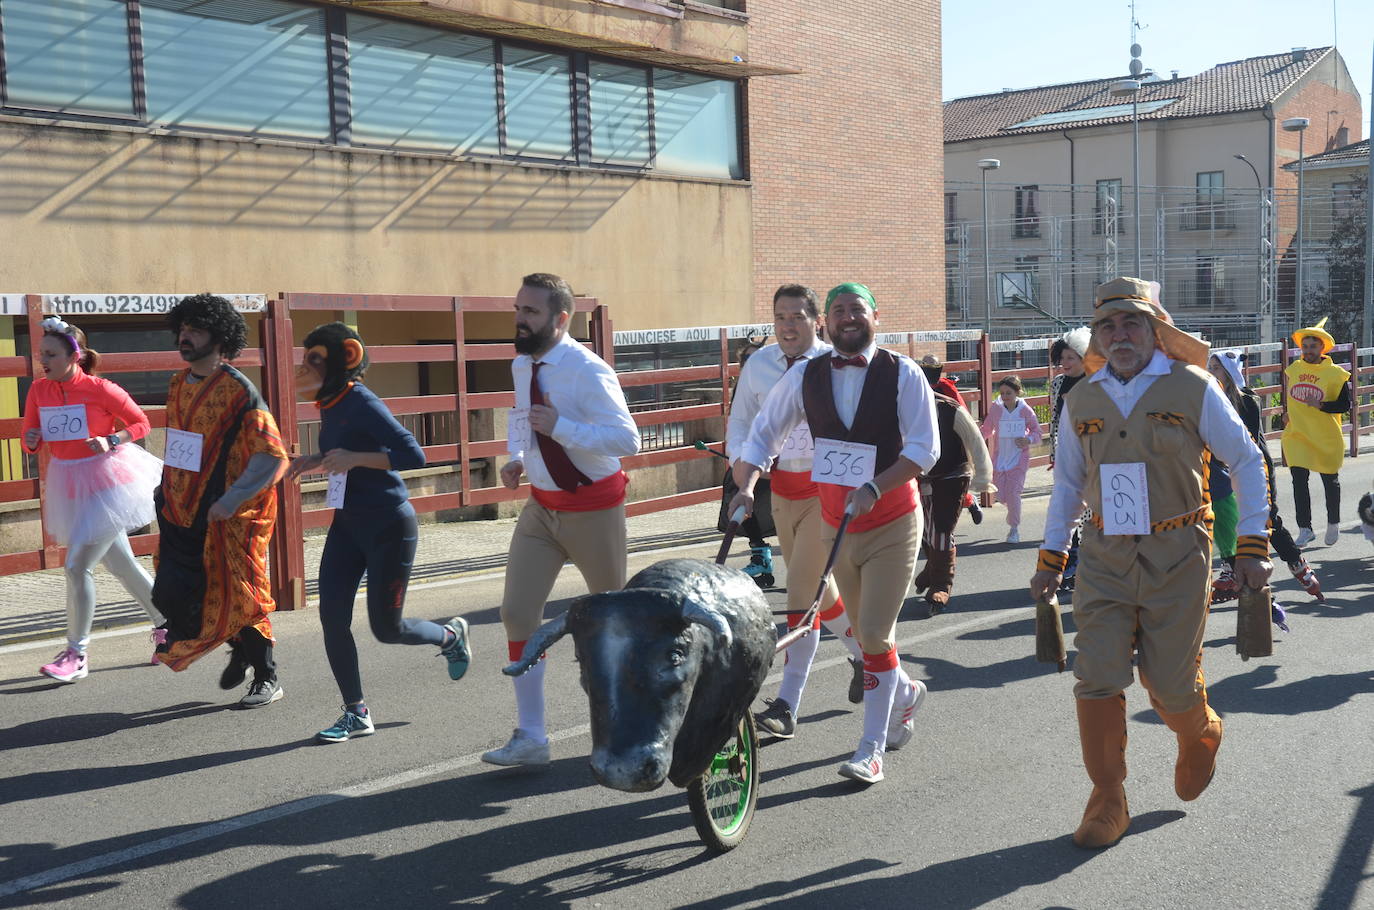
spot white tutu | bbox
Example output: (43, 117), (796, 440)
(43, 444), (163, 547)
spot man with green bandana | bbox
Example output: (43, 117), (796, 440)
(731, 282), (940, 785)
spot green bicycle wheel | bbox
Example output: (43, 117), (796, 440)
(686, 712), (760, 852)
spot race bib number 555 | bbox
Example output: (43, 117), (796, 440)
(810, 438), (876, 487)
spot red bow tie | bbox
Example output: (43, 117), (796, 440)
(831, 354), (868, 369)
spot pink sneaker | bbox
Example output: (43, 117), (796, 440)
(40, 648), (88, 683)
(150, 628), (168, 664)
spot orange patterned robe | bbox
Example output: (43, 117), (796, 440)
(153, 364), (285, 671)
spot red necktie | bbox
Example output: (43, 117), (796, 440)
(531, 362), (592, 493)
(784, 354), (803, 370)
(831, 354), (867, 369)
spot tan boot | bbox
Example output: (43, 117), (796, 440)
(1157, 698), (1222, 801)
(1073, 695), (1130, 849)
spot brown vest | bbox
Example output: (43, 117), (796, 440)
(928, 394), (971, 479)
(1069, 361), (1211, 570)
(801, 348), (903, 475)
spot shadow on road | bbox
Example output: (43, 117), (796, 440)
(672, 810), (1185, 910)
(0, 756), (720, 908)
(1318, 781), (1374, 910)
(0, 702), (228, 751)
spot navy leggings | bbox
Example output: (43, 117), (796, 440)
(318, 503), (446, 705)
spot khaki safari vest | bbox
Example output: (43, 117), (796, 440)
(1067, 360), (1213, 571)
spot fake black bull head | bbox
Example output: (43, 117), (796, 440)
(504, 559), (776, 792)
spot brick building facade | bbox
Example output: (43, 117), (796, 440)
(747, 1), (945, 330)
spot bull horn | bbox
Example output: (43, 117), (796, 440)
(503, 613), (568, 676)
(682, 598), (732, 650)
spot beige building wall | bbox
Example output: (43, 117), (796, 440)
(0, 121), (752, 332)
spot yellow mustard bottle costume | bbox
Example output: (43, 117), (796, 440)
(1282, 356), (1349, 474)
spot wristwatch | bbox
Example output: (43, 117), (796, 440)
(106, 434), (122, 449)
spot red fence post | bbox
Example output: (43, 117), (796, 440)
(25, 296), (65, 570)
(452, 296), (471, 507)
(977, 331), (992, 421)
(591, 304), (613, 367)
(262, 296), (305, 611)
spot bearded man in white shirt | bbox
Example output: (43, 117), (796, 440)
(726, 284), (866, 740)
(483, 273), (641, 767)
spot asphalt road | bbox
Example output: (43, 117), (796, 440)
(3, 457), (1374, 910)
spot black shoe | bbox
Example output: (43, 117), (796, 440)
(847, 658), (865, 704)
(754, 698), (796, 739)
(237, 677), (284, 709)
(969, 503), (984, 525)
(218, 649), (248, 691)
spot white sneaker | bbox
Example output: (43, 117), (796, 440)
(1325, 523), (1340, 546)
(838, 738), (884, 784)
(1006, 527), (1020, 544)
(1295, 527), (1316, 547)
(886, 679), (928, 751)
(482, 729), (550, 766)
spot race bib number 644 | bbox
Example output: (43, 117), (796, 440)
(810, 438), (877, 487)
(164, 428), (204, 472)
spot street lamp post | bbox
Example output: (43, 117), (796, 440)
(1111, 79), (1142, 275)
(978, 158), (1000, 338)
(1234, 153), (1271, 342)
(1282, 117), (1310, 329)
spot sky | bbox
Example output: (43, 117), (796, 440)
(942, 0), (1374, 140)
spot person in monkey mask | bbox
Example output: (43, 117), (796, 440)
(287, 322), (472, 743)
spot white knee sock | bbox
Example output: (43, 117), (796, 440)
(861, 650), (899, 751)
(513, 658), (548, 742)
(776, 622), (820, 711)
(820, 600), (864, 661)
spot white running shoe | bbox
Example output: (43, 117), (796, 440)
(482, 729), (551, 766)
(886, 679), (928, 751)
(1325, 523), (1340, 546)
(838, 738), (884, 784)
(1006, 527), (1020, 544)
(1295, 527), (1316, 547)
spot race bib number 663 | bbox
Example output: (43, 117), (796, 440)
(810, 438), (877, 487)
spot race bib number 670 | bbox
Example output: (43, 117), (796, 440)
(39, 404), (88, 442)
(810, 438), (877, 487)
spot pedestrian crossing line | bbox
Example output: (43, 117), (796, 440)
(0, 608), (1013, 898)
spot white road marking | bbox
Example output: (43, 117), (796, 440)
(0, 608), (1015, 897)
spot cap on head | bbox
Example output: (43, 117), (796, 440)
(825, 282), (876, 314)
(1209, 348), (1247, 391)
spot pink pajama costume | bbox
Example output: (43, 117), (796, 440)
(980, 398), (1042, 528)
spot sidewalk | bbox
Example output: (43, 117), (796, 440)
(0, 501), (725, 647)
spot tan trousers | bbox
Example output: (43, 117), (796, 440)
(1071, 525), (1212, 713)
(500, 499), (627, 642)
(820, 507), (922, 655)
(773, 495), (840, 621)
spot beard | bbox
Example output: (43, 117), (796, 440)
(513, 319), (556, 355)
(178, 339), (218, 363)
(831, 323), (873, 355)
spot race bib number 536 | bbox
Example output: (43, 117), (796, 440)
(810, 438), (877, 487)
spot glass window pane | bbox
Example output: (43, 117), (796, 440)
(589, 61), (649, 166)
(1, 0), (133, 113)
(501, 46), (572, 160)
(141, 0), (330, 138)
(347, 13), (499, 155)
(652, 70), (740, 179)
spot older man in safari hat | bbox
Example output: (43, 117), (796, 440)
(1029, 277), (1272, 848)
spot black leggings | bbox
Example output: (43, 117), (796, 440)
(318, 503), (445, 705)
(1290, 467), (1340, 528)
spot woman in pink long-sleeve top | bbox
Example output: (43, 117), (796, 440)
(22, 317), (165, 682)
(980, 375), (1042, 543)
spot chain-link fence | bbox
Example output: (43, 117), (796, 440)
(945, 181), (1368, 348)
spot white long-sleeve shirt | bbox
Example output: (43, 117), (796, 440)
(726, 338), (831, 471)
(1042, 350), (1267, 553)
(510, 332), (640, 491)
(740, 341), (940, 474)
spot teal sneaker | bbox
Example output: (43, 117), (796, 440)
(316, 707), (375, 743)
(440, 616), (471, 681)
